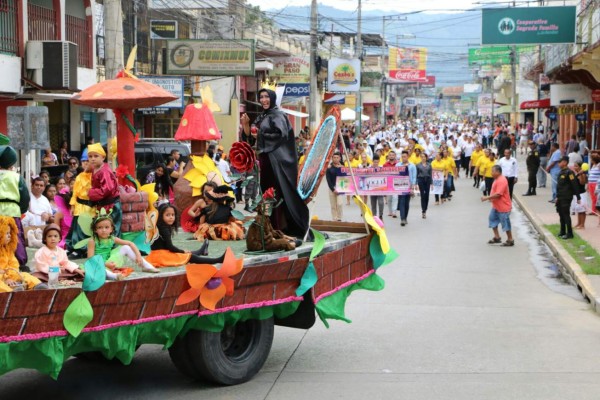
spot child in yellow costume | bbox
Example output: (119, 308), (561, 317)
(65, 171), (93, 255)
(0, 216), (47, 292)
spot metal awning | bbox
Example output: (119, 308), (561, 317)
(520, 98), (551, 110)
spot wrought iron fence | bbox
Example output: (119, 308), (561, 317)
(28, 3), (57, 41)
(66, 14), (91, 68)
(0, 0), (19, 55)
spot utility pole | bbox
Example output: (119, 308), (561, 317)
(309, 0), (318, 134)
(510, 0), (517, 128)
(104, 0), (124, 80)
(356, 0), (362, 136)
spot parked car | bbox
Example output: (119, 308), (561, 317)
(135, 140), (191, 183)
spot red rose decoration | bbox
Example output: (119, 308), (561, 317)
(263, 187), (275, 200)
(229, 141), (256, 173)
(115, 164), (130, 179)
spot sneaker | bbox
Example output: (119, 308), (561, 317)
(400, 220), (406, 226)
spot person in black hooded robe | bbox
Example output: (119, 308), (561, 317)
(241, 88), (309, 240)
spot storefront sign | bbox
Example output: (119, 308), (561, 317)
(464, 84), (483, 94)
(389, 69), (427, 82)
(520, 98), (550, 109)
(547, 112), (557, 120)
(421, 75), (436, 88)
(482, 6), (576, 45)
(575, 113), (587, 121)
(271, 56), (310, 83)
(592, 90), (600, 102)
(468, 45), (536, 65)
(403, 97), (417, 106)
(166, 39), (255, 76)
(324, 93), (345, 104)
(557, 105), (586, 115)
(591, 110), (600, 120)
(150, 20), (178, 40)
(328, 58), (361, 92)
(281, 83), (310, 97)
(335, 167), (410, 196)
(138, 76), (184, 108)
(551, 83), (592, 106)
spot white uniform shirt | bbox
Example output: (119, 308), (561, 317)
(496, 156), (519, 178)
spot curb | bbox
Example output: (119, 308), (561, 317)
(514, 194), (600, 312)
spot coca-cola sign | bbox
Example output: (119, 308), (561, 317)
(389, 69), (427, 82)
(592, 89), (600, 102)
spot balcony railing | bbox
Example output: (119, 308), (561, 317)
(0, 0), (20, 55)
(28, 3), (58, 41)
(66, 14), (91, 68)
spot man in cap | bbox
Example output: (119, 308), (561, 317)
(0, 141), (30, 270)
(556, 156), (581, 239)
(523, 141), (540, 196)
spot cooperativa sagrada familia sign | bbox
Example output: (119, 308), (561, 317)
(482, 6), (576, 45)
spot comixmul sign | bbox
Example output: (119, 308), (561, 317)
(328, 58), (361, 92)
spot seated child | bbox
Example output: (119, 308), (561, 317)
(146, 204), (226, 267)
(87, 213), (159, 274)
(193, 185), (245, 241)
(0, 216), (47, 292)
(33, 224), (86, 283)
(182, 181), (218, 233)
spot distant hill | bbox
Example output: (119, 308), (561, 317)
(267, 5), (482, 87)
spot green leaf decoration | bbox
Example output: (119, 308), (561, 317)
(295, 261), (318, 296)
(0, 133), (10, 145)
(73, 238), (89, 250)
(309, 228), (325, 261)
(240, 180), (250, 188)
(229, 174), (241, 181)
(243, 219), (254, 228)
(78, 212), (94, 237)
(231, 209), (246, 221)
(82, 255), (106, 292)
(63, 292), (93, 337)
(370, 235), (399, 270)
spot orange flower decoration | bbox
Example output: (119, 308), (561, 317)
(176, 247), (244, 310)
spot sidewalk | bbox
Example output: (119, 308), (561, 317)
(513, 155), (600, 312)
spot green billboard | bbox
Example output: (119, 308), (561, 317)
(482, 6), (576, 45)
(468, 46), (537, 66)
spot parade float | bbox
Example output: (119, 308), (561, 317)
(0, 83), (398, 385)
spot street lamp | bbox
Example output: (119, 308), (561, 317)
(395, 33), (416, 47)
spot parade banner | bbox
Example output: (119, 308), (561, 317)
(328, 58), (361, 92)
(481, 7), (576, 45)
(335, 167), (411, 196)
(432, 169), (444, 195)
(271, 56), (310, 83)
(166, 39), (255, 76)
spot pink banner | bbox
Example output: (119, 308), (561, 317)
(335, 167), (411, 195)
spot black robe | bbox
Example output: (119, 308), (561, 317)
(256, 89), (309, 238)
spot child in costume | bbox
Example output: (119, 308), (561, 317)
(66, 169), (93, 255)
(146, 204), (226, 267)
(0, 216), (47, 292)
(87, 143), (122, 237)
(87, 213), (159, 274)
(33, 224), (86, 283)
(193, 185), (245, 241)
(0, 144), (30, 270)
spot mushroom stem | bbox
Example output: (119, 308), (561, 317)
(191, 140), (207, 156)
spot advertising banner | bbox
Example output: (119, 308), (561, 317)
(421, 75), (436, 88)
(478, 93), (492, 116)
(464, 83), (483, 94)
(432, 169), (445, 195)
(280, 83), (310, 97)
(388, 47), (427, 82)
(166, 39), (255, 76)
(335, 167), (411, 196)
(481, 6), (576, 45)
(271, 56), (310, 83)
(389, 69), (427, 82)
(138, 76), (184, 109)
(468, 45), (536, 65)
(150, 20), (178, 40)
(328, 58), (361, 92)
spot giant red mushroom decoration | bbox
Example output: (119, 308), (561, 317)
(71, 52), (177, 186)
(174, 86), (222, 155)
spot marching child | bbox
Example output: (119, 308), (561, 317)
(87, 214), (159, 274)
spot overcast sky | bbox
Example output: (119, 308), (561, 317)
(249, 0), (499, 13)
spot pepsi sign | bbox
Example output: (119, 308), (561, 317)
(282, 83), (310, 97)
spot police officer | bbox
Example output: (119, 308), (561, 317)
(523, 141), (540, 196)
(556, 156), (581, 239)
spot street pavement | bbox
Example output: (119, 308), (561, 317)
(4, 172), (600, 399)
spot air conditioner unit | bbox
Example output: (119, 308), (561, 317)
(26, 41), (78, 91)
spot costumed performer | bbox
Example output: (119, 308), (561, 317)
(87, 143), (122, 237)
(0, 144), (29, 270)
(65, 169), (93, 255)
(0, 216), (47, 292)
(193, 185), (245, 241)
(241, 88), (309, 241)
(146, 204), (226, 267)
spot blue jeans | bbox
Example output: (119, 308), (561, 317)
(397, 195), (411, 221)
(550, 169), (559, 200)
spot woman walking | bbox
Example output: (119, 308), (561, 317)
(416, 152), (432, 219)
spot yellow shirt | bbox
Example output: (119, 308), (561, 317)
(408, 153), (420, 165)
(350, 158), (361, 168)
(471, 149), (483, 165)
(431, 159), (446, 176)
(381, 150), (390, 160)
(298, 155), (305, 165)
(443, 157), (456, 176)
(479, 157), (493, 178)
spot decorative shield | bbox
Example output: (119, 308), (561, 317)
(297, 107), (341, 203)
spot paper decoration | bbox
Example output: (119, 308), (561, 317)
(63, 292), (94, 337)
(82, 255), (107, 292)
(296, 229), (325, 296)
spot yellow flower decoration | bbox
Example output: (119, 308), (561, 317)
(184, 154), (225, 197)
(199, 86), (221, 113)
(353, 195), (390, 254)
